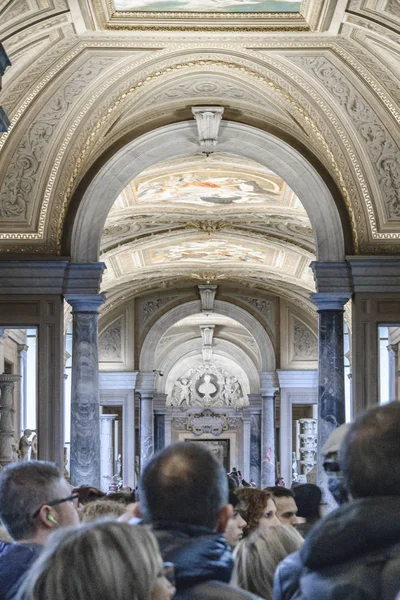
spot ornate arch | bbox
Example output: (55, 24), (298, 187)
(139, 298), (275, 372)
(70, 120), (345, 263)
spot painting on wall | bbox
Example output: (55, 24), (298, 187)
(114, 0), (301, 13)
(135, 170), (282, 206)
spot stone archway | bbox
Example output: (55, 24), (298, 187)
(139, 299), (275, 373)
(69, 120), (346, 263)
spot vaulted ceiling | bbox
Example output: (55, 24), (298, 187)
(1, 0), (400, 316)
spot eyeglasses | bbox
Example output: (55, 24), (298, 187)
(162, 562), (175, 587)
(32, 493), (79, 519)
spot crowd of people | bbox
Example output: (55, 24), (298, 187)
(0, 401), (400, 600)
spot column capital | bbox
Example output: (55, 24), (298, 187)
(17, 343), (28, 356)
(136, 371), (156, 396)
(311, 261), (352, 294)
(311, 293), (351, 311)
(63, 263), (106, 295)
(100, 413), (118, 421)
(65, 294), (105, 313)
(0, 374), (20, 385)
(259, 371), (279, 396)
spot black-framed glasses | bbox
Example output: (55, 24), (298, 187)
(32, 493), (79, 519)
(162, 562), (175, 587)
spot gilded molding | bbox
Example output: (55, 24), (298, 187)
(3, 38), (400, 251)
(55, 58), (359, 252)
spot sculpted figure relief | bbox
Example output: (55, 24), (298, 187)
(168, 365), (248, 410)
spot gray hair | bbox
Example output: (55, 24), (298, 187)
(0, 461), (62, 540)
(17, 521), (163, 600)
(232, 525), (304, 599)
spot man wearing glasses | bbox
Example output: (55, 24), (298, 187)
(0, 460), (79, 600)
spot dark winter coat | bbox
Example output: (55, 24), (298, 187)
(273, 496), (400, 600)
(0, 541), (41, 600)
(153, 522), (262, 600)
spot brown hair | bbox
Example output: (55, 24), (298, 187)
(80, 500), (126, 523)
(236, 488), (274, 537)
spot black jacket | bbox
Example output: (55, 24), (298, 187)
(273, 496), (400, 600)
(0, 542), (41, 600)
(153, 522), (261, 600)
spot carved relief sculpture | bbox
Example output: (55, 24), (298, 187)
(168, 363), (248, 410)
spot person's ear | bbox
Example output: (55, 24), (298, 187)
(37, 506), (59, 529)
(133, 502), (142, 518)
(216, 504), (234, 533)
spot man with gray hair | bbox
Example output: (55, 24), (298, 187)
(0, 460), (79, 600)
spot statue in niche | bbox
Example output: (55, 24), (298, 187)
(176, 378), (191, 406)
(30, 435), (38, 460)
(222, 377), (234, 405)
(18, 429), (33, 461)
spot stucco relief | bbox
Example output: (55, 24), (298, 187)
(235, 296), (274, 329)
(1, 0), (30, 22)
(293, 55), (400, 220)
(0, 56), (116, 221)
(173, 409), (240, 437)
(293, 317), (318, 359)
(139, 296), (178, 324)
(168, 363), (248, 410)
(386, 0), (400, 17)
(98, 319), (123, 361)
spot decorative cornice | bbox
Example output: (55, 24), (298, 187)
(0, 260), (105, 295)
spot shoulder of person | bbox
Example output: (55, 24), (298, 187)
(176, 580), (263, 600)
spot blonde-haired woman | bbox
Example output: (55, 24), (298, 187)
(232, 525), (304, 600)
(17, 521), (175, 600)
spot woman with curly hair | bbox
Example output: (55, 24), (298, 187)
(236, 488), (279, 537)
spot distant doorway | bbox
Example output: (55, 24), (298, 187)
(186, 439), (230, 471)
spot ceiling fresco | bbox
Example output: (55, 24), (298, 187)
(148, 238), (277, 264)
(113, 0), (301, 13)
(111, 155), (306, 212)
(101, 154), (314, 295)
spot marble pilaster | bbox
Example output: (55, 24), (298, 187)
(311, 294), (350, 490)
(250, 413), (261, 487)
(154, 413), (165, 453)
(0, 375), (20, 466)
(243, 410), (251, 482)
(260, 371), (279, 488)
(387, 344), (398, 401)
(66, 295), (104, 487)
(136, 372), (155, 472)
(100, 413), (118, 492)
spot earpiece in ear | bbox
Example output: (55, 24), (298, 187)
(47, 514), (59, 526)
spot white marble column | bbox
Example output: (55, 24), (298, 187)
(17, 344), (28, 432)
(136, 372), (156, 472)
(100, 413), (118, 492)
(387, 344), (398, 401)
(0, 374), (20, 466)
(260, 371), (278, 488)
(66, 294), (104, 487)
